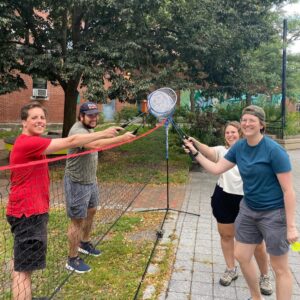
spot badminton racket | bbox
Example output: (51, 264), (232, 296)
(169, 118), (189, 140)
(120, 112), (146, 128)
(121, 87), (177, 136)
(117, 112), (146, 135)
(147, 87), (194, 159)
(169, 119), (195, 159)
(147, 87), (177, 118)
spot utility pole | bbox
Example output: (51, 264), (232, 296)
(281, 18), (287, 138)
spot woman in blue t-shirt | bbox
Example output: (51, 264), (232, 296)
(184, 105), (298, 300)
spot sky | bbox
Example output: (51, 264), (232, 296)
(282, 1), (300, 53)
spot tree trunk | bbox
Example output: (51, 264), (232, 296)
(246, 93), (251, 106)
(62, 83), (79, 137)
(190, 88), (195, 112)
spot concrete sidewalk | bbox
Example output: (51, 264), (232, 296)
(159, 149), (300, 300)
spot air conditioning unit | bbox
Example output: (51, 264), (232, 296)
(32, 88), (48, 98)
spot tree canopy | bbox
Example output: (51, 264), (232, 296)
(0, 0), (295, 135)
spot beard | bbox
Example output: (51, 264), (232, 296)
(82, 119), (97, 130)
(83, 123), (96, 129)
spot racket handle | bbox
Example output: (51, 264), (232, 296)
(132, 127), (139, 135)
(188, 152), (195, 160)
(183, 145), (195, 160)
(132, 124), (143, 135)
(183, 138), (197, 160)
(116, 123), (129, 132)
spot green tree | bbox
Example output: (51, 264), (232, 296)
(0, 0), (288, 135)
(287, 53), (300, 101)
(141, 0), (287, 106)
(0, 0), (163, 136)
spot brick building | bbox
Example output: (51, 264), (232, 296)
(0, 74), (131, 126)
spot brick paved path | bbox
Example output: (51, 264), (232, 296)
(158, 150), (300, 300)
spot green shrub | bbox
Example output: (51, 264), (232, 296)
(215, 102), (244, 123)
(97, 112), (105, 124)
(285, 112), (300, 136)
(0, 129), (22, 139)
(114, 106), (139, 123)
(172, 110), (225, 146)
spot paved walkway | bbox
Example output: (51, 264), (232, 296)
(159, 149), (300, 300)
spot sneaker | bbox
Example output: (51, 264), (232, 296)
(78, 241), (102, 256)
(259, 274), (273, 295)
(65, 256), (91, 273)
(219, 266), (238, 286)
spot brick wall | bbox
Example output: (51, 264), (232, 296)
(0, 74), (132, 125)
(0, 74), (65, 123)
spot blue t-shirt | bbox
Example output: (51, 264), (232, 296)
(225, 136), (291, 211)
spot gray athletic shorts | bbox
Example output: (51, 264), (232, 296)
(64, 175), (99, 219)
(235, 199), (289, 256)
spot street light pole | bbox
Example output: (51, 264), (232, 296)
(281, 18), (287, 138)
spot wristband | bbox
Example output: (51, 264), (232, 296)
(193, 151), (199, 157)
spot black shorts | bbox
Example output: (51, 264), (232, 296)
(7, 213), (49, 272)
(211, 184), (242, 224)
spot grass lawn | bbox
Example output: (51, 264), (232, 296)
(0, 209), (175, 300)
(0, 125), (190, 299)
(97, 125), (191, 184)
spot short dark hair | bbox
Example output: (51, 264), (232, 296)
(20, 101), (48, 121)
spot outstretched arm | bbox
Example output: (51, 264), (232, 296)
(83, 132), (136, 150)
(43, 126), (123, 155)
(188, 137), (217, 162)
(184, 139), (234, 175)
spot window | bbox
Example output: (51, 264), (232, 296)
(32, 77), (48, 99)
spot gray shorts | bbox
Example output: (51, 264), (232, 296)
(64, 175), (99, 219)
(235, 199), (289, 256)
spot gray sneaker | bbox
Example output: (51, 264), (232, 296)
(259, 274), (273, 295)
(219, 266), (238, 286)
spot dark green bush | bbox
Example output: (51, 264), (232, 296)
(285, 112), (300, 136)
(114, 106), (139, 123)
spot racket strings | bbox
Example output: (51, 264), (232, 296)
(157, 87), (177, 102)
(147, 88), (177, 118)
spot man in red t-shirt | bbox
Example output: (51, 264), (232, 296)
(7, 101), (126, 300)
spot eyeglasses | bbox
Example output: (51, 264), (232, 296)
(240, 118), (258, 124)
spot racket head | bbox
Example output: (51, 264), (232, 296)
(147, 87), (177, 118)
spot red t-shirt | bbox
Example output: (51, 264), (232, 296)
(7, 134), (51, 218)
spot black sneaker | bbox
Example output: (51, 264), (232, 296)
(65, 256), (91, 273)
(78, 241), (102, 256)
